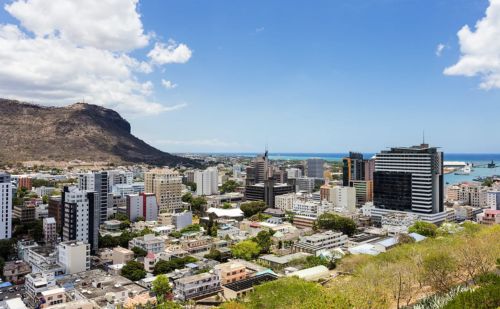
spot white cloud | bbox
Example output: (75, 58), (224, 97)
(256, 27), (265, 33)
(444, 0), (500, 89)
(436, 43), (445, 56)
(161, 79), (178, 89)
(0, 0), (192, 115)
(148, 40), (192, 65)
(5, 0), (149, 52)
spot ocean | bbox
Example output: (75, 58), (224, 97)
(210, 152), (500, 184)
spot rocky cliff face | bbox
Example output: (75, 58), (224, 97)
(0, 99), (198, 166)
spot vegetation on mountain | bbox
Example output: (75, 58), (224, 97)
(408, 221), (438, 237)
(0, 99), (199, 166)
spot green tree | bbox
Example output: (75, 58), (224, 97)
(42, 195), (49, 204)
(408, 221), (438, 237)
(423, 251), (457, 293)
(180, 224), (201, 234)
(253, 230), (273, 254)
(221, 180), (239, 193)
(151, 274), (172, 302)
(153, 256), (198, 275)
(231, 240), (261, 260)
(99, 234), (119, 248)
(240, 201), (267, 218)
(204, 248), (222, 262)
(0, 239), (14, 260)
(132, 246), (148, 258)
(317, 213), (357, 236)
(186, 182), (197, 192)
(121, 260), (146, 281)
(182, 192), (192, 203)
(222, 202), (232, 209)
(397, 233), (416, 244)
(190, 197), (207, 214)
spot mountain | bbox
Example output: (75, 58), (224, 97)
(0, 99), (199, 167)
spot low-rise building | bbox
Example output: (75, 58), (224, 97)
(3, 260), (31, 284)
(292, 230), (347, 254)
(222, 273), (278, 300)
(113, 247), (134, 265)
(258, 252), (311, 270)
(478, 209), (500, 225)
(129, 234), (165, 254)
(174, 271), (221, 301)
(214, 262), (247, 285)
(40, 287), (66, 308)
(43, 217), (58, 243)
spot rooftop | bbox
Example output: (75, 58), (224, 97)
(224, 273), (278, 292)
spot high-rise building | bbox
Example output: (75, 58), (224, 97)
(350, 180), (373, 207)
(43, 217), (57, 243)
(342, 152), (375, 186)
(126, 193), (158, 222)
(17, 176), (32, 190)
(295, 177), (316, 193)
(77, 172), (109, 224)
(0, 173), (12, 239)
(245, 179), (295, 208)
(306, 158), (325, 179)
(57, 241), (90, 274)
(372, 143), (445, 224)
(48, 196), (62, 234)
(246, 151), (270, 185)
(329, 186), (356, 212)
(486, 190), (500, 210)
(61, 187), (99, 253)
(144, 169), (183, 213)
(286, 168), (302, 179)
(195, 167), (218, 196)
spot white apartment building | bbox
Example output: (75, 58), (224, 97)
(275, 193), (296, 211)
(295, 177), (315, 193)
(292, 200), (318, 218)
(286, 168), (302, 179)
(195, 167), (219, 196)
(144, 169), (183, 212)
(174, 272), (221, 301)
(126, 193), (158, 222)
(129, 234), (165, 254)
(0, 173), (12, 239)
(57, 241), (90, 274)
(330, 186), (356, 212)
(43, 217), (57, 243)
(107, 170), (134, 186)
(487, 190), (500, 210)
(292, 230), (348, 254)
(25, 272), (56, 307)
(172, 211), (193, 231)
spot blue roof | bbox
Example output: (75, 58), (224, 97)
(0, 282), (12, 288)
(185, 263), (198, 268)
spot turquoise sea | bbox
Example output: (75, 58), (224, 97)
(210, 152), (500, 185)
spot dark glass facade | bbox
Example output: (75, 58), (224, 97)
(373, 171), (412, 211)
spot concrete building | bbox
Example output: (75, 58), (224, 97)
(222, 273), (277, 300)
(195, 167), (219, 196)
(245, 180), (295, 208)
(172, 211), (193, 231)
(144, 168), (183, 213)
(486, 190), (500, 210)
(25, 272), (56, 307)
(61, 186), (99, 253)
(18, 176), (32, 190)
(48, 196), (63, 234)
(3, 260), (31, 284)
(275, 193), (296, 211)
(292, 200), (319, 218)
(40, 287), (66, 307)
(0, 173), (13, 239)
(286, 168), (302, 179)
(129, 234), (165, 254)
(306, 158), (325, 179)
(112, 247), (134, 265)
(350, 180), (373, 207)
(213, 262), (247, 285)
(13, 202), (36, 223)
(126, 193), (158, 222)
(295, 176), (316, 193)
(478, 209), (500, 225)
(174, 272), (221, 301)
(292, 230), (348, 254)
(330, 186), (356, 212)
(57, 241), (90, 274)
(246, 151), (270, 185)
(77, 172), (109, 224)
(43, 217), (58, 243)
(372, 143), (446, 224)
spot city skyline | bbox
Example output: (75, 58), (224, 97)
(1, 0), (500, 153)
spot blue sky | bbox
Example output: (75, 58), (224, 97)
(0, 0), (499, 153)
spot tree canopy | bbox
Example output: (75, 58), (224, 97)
(231, 240), (261, 261)
(153, 256), (197, 275)
(220, 180), (239, 193)
(408, 221), (438, 237)
(121, 260), (146, 281)
(152, 274), (172, 301)
(317, 213), (357, 236)
(240, 201), (267, 218)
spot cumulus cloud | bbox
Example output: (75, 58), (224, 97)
(444, 0), (500, 89)
(0, 0), (191, 114)
(148, 40), (192, 65)
(436, 43), (445, 56)
(161, 79), (178, 89)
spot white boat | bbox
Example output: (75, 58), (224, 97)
(454, 164), (472, 175)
